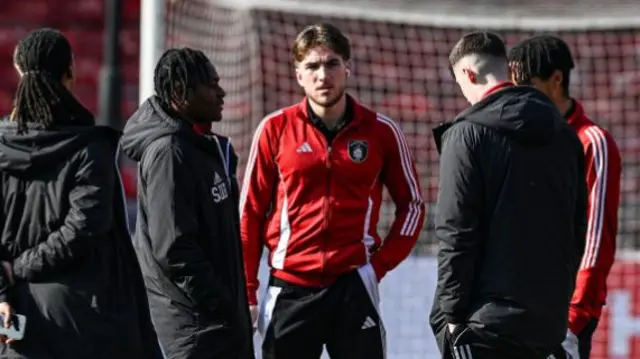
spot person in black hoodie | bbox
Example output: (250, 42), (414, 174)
(121, 48), (254, 359)
(0, 28), (162, 358)
(429, 32), (588, 359)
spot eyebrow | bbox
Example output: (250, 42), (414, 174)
(304, 58), (341, 67)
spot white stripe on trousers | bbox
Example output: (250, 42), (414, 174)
(453, 344), (473, 359)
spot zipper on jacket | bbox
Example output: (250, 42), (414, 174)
(311, 121), (351, 287)
(320, 145), (332, 286)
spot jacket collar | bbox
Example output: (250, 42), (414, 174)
(565, 99), (585, 126)
(296, 94), (366, 126)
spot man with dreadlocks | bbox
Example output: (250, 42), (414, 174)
(121, 47), (254, 359)
(430, 31), (587, 359)
(0, 28), (162, 358)
(509, 35), (622, 359)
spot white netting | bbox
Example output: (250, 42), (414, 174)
(159, 1), (640, 358)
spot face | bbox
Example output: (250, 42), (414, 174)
(295, 46), (349, 108)
(185, 62), (226, 123)
(62, 55), (76, 91)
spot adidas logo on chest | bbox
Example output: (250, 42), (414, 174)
(211, 171), (229, 203)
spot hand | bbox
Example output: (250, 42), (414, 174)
(447, 323), (457, 334)
(561, 330), (580, 359)
(249, 305), (259, 332)
(0, 302), (15, 344)
(1, 262), (12, 286)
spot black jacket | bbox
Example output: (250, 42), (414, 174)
(0, 120), (162, 359)
(121, 97), (254, 359)
(211, 134), (240, 206)
(430, 86), (587, 353)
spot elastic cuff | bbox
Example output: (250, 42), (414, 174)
(247, 287), (258, 306)
(568, 306), (591, 334)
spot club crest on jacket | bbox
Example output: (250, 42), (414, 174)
(348, 140), (368, 163)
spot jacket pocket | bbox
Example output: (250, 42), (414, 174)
(450, 325), (474, 347)
(447, 325), (478, 359)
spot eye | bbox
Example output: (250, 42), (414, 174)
(305, 63), (319, 70)
(327, 60), (341, 68)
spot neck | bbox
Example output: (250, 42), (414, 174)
(309, 95), (347, 129)
(475, 75), (509, 103)
(170, 103), (195, 124)
(556, 97), (573, 116)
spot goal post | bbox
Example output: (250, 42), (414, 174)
(138, 1), (640, 358)
(138, 0), (640, 106)
(138, 0), (165, 105)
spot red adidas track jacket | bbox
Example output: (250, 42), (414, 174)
(567, 101), (622, 334)
(240, 96), (425, 305)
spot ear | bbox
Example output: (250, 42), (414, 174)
(66, 55), (76, 83)
(345, 59), (353, 78)
(295, 65), (304, 87)
(65, 64), (74, 82)
(62, 64), (75, 91)
(551, 70), (564, 89)
(462, 68), (477, 84)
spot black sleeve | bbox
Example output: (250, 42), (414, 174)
(12, 140), (115, 282)
(142, 139), (232, 316)
(573, 139), (588, 274)
(435, 123), (484, 324)
(0, 266), (11, 303)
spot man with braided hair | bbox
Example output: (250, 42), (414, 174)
(509, 35), (622, 359)
(121, 47), (254, 359)
(0, 28), (162, 358)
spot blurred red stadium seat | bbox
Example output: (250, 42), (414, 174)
(62, 29), (104, 60)
(59, 0), (104, 23)
(123, 0), (141, 23)
(0, 28), (30, 55)
(0, 91), (12, 116)
(120, 28), (140, 60)
(0, 1), (51, 23)
(119, 162), (138, 198)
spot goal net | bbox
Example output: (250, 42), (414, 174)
(140, 0), (640, 358)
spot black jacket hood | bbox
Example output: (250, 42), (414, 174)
(121, 96), (211, 162)
(0, 120), (119, 176)
(434, 86), (565, 152)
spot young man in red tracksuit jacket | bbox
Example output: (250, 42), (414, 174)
(509, 35), (622, 359)
(240, 23), (425, 359)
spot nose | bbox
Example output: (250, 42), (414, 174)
(316, 65), (328, 80)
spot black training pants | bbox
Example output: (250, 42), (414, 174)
(257, 265), (385, 359)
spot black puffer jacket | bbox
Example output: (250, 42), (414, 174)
(121, 97), (254, 359)
(430, 86), (587, 355)
(0, 119), (162, 359)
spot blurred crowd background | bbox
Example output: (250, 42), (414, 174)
(1, 0), (639, 253)
(0, 1), (639, 357)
